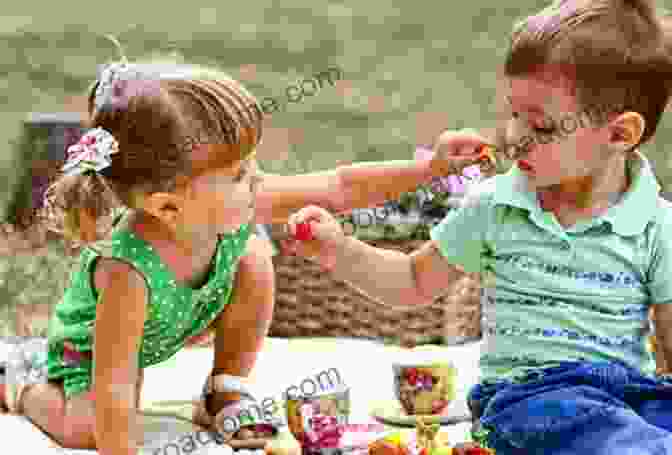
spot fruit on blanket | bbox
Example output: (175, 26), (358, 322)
(264, 433), (301, 455)
(369, 431), (412, 455)
(464, 448), (494, 455)
(431, 446), (453, 455)
(368, 438), (411, 455)
(383, 431), (407, 446)
(451, 443), (494, 455)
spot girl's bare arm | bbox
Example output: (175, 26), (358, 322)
(327, 238), (466, 307)
(92, 258), (148, 455)
(253, 160), (433, 224)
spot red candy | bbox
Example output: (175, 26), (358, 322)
(465, 448), (494, 455)
(405, 368), (419, 385)
(294, 220), (314, 241)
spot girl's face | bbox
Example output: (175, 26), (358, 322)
(180, 151), (263, 237)
(504, 74), (614, 191)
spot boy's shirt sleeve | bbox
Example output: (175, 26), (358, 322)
(649, 202), (672, 304)
(429, 184), (491, 274)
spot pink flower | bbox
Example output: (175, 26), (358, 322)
(463, 164), (482, 180)
(446, 175), (465, 194)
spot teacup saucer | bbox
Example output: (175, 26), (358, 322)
(370, 399), (471, 427)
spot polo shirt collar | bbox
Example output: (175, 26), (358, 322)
(491, 150), (660, 236)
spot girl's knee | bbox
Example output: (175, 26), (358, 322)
(22, 383), (96, 449)
(59, 390), (97, 449)
(59, 416), (97, 449)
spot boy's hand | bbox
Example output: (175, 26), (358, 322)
(429, 128), (495, 177)
(284, 205), (346, 269)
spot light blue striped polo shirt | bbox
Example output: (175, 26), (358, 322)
(430, 151), (672, 382)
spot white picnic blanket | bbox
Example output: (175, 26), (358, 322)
(2, 337), (482, 454)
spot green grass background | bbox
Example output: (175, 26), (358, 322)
(0, 0), (671, 335)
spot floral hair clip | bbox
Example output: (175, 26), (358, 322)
(61, 127), (120, 177)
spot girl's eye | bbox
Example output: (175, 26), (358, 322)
(234, 164), (249, 182)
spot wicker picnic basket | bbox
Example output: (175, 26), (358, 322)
(266, 223), (482, 346)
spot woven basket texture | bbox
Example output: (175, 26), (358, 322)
(267, 224), (482, 346)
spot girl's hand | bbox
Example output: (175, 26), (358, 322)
(428, 128), (496, 177)
(284, 205), (345, 269)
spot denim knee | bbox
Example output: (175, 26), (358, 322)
(480, 385), (627, 448)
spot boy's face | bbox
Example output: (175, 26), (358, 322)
(504, 73), (616, 190)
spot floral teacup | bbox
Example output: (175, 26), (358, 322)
(392, 361), (456, 415)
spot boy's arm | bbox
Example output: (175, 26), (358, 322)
(652, 304), (672, 374)
(326, 237), (467, 306)
(648, 207), (672, 375)
(322, 185), (489, 306)
(93, 258), (147, 455)
(254, 160), (433, 224)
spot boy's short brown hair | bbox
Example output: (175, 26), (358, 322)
(504, 0), (672, 145)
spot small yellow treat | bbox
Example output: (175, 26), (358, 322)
(476, 145), (497, 166)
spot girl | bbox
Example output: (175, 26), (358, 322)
(286, 0), (672, 453)
(0, 57), (479, 454)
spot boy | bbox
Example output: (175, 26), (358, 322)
(286, 0), (672, 453)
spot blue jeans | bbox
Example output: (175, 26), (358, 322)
(467, 361), (672, 454)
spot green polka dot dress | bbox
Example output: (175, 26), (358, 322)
(46, 217), (252, 399)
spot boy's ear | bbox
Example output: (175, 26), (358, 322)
(608, 111), (645, 150)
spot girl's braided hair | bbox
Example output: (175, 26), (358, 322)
(40, 40), (263, 247)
